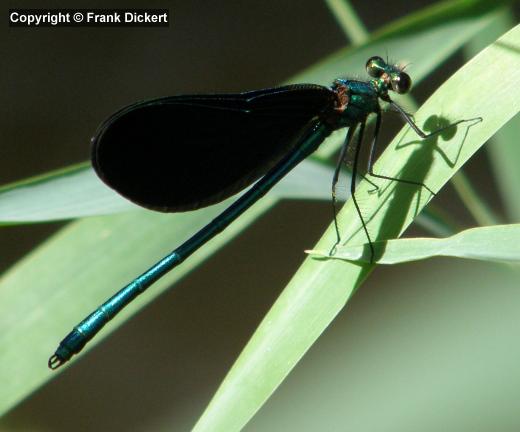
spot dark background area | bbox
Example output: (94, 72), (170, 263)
(1, 1), (517, 431)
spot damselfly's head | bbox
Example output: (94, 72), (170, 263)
(366, 56), (411, 97)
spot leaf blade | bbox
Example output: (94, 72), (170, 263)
(308, 224), (520, 264)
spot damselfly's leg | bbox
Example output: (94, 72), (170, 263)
(389, 100), (482, 139)
(332, 125), (356, 246)
(349, 120), (375, 262)
(367, 110), (435, 195)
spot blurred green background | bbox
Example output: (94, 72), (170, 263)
(1, 1), (520, 431)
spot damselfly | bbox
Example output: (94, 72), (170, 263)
(49, 56), (475, 369)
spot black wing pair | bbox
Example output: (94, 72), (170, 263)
(92, 84), (336, 212)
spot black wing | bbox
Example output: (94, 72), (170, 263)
(91, 84), (335, 212)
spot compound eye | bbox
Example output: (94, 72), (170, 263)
(391, 72), (411, 94)
(366, 56), (386, 78)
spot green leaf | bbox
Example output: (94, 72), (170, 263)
(307, 224), (520, 264)
(323, 0), (369, 44)
(488, 113), (520, 221)
(0, 160), (334, 224)
(462, 9), (520, 222)
(0, 164), (137, 224)
(193, 23), (520, 432)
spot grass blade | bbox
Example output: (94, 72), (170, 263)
(324, 0), (369, 44)
(307, 224), (520, 264)
(0, 160), (334, 224)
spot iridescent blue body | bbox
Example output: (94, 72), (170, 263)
(342, 80), (381, 119)
(50, 56), (460, 369)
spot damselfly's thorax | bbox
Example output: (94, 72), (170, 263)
(323, 56), (412, 130)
